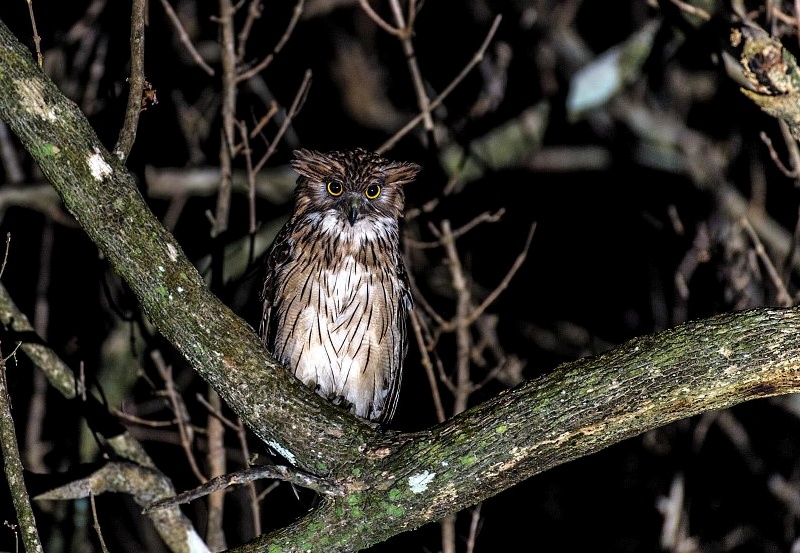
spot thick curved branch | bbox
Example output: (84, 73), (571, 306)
(242, 308), (800, 552)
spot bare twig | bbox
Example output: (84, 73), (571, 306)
(389, 0), (434, 140)
(151, 350), (207, 483)
(248, 101), (279, 140)
(465, 504), (482, 553)
(740, 217), (793, 307)
(406, 209), (505, 249)
(461, 222), (536, 327)
(236, 0), (264, 63)
(253, 69), (312, 174)
(378, 14), (502, 153)
(409, 310), (446, 422)
(0, 351), (44, 553)
(25, 0), (43, 67)
(145, 464), (344, 512)
(196, 392), (240, 431)
(158, 0), (215, 76)
(358, 0), (403, 37)
(113, 0), (147, 161)
(89, 492), (111, 553)
(236, 418), (262, 538)
(206, 389), (227, 551)
(669, 0), (711, 21)
(237, 121), (258, 234)
(0, 232), (10, 280)
(236, 0), (305, 83)
(440, 219), (475, 413)
(760, 130), (798, 179)
(213, 0), (238, 238)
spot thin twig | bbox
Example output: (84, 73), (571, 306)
(248, 101), (279, 140)
(89, 492), (110, 553)
(410, 310), (446, 422)
(145, 464), (344, 512)
(378, 14), (502, 153)
(196, 392), (240, 431)
(465, 503), (482, 553)
(151, 350), (207, 483)
(253, 69), (312, 174)
(0, 233), (10, 280)
(236, 417), (262, 538)
(440, 220), (474, 414)
(238, 121), (258, 234)
(236, 0), (263, 63)
(25, 0), (43, 67)
(113, 0), (147, 161)
(461, 221), (536, 327)
(778, 120), (800, 179)
(759, 130), (797, 178)
(784, 203), (800, 284)
(158, 0), (215, 76)
(741, 217), (793, 307)
(406, 209), (505, 249)
(389, 0), (434, 139)
(669, 0), (711, 20)
(112, 410), (177, 427)
(0, 351), (44, 553)
(206, 389), (227, 551)
(213, 0), (238, 238)
(358, 0), (403, 38)
(236, 0), (305, 83)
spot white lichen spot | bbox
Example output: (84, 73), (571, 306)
(408, 471), (436, 494)
(718, 345), (732, 359)
(177, 286), (184, 293)
(167, 243), (179, 262)
(158, 265), (165, 273)
(267, 440), (296, 465)
(15, 77), (57, 121)
(186, 527), (212, 553)
(88, 149), (112, 181)
(724, 364), (739, 375)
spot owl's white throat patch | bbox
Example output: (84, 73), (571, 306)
(310, 211), (396, 246)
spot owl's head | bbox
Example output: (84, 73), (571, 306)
(291, 148), (420, 226)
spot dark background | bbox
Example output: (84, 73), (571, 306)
(0, 1), (798, 551)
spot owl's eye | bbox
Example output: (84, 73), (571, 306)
(327, 181), (343, 197)
(365, 184), (381, 199)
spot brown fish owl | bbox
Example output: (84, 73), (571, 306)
(260, 149), (420, 423)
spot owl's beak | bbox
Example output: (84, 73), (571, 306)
(347, 197), (361, 226)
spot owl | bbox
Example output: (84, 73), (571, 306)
(260, 148), (421, 423)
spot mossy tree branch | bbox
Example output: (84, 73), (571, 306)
(3, 17), (800, 552)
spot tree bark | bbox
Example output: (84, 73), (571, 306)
(2, 17), (800, 553)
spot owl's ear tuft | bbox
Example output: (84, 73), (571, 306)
(383, 161), (421, 186)
(291, 149), (340, 181)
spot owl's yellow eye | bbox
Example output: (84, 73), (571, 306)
(365, 184), (381, 199)
(327, 181), (343, 197)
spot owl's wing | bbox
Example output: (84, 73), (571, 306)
(378, 254), (413, 423)
(259, 219), (295, 345)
